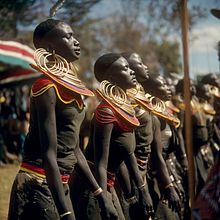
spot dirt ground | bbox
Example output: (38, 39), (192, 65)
(0, 164), (19, 220)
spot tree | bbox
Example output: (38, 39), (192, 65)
(0, 0), (37, 39)
(0, 0), (101, 42)
(88, 0), (219, 75)
(1, 0), (219, 82)
(156, 41), (182, 75)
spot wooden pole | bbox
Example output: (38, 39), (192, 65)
(180, 0), (195, 219)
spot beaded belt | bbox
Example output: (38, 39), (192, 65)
(87, 160), (115, 188)
(20, 162), (70, 184)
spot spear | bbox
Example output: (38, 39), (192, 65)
(180, 0), (195, 219)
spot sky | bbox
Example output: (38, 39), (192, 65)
(17, 0), (219, 79)
(91, 0), (220, 78)
(189, 12), (220, 77)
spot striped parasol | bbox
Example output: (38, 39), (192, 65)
(0, 40), (41, 86)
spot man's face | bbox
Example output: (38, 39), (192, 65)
(46, 23), (81, 62)
(128, 53), (149, 83)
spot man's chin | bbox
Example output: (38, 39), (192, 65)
(138, 76), (148, 83)
(67, 55), (79, 62)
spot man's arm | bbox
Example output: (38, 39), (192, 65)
(36, 88), (75, 219)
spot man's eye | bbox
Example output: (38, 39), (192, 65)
(124, 65), (128, 70)
(66, 33), (72, 39)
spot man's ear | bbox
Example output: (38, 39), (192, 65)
(45, 43), (54, 53)
(108, 73), (113, 81)
(104, 67), (112, 82)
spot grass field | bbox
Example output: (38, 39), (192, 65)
(0, 164), (19, 220)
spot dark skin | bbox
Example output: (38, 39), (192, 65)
(36, 22), (117, 220)
(145, 76), (186, 174)
(196, 84), (212, 103)
(163, 78), (188, 173)
(166, 77), (176, 96)
(42, 22), (81, 61)
(213, 99), (220, 146)
(93, 57), (153, 217)
(176, 79), (206, 150)
(144, 75), (185, 200)
(122, 53), (149, 83)
(201, 73), (220, 146)
(178, 80), (212, 195)
(200, 75), (220, 150)
(174, 79), (199, 170)
(37, 88), (73, 218)
(197, 83), (220, 153)
(122, 53), (181, 212)
(105, 57), (137, 90)
(201, 73), (220, 89)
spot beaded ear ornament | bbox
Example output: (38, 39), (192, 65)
(95, 80), (140, 127)
(150, 96), (181, 127)
(97, 80), (135, 116)
(127, 83), (180, 127)
(202, 102), (216, 116)
(165, 101), (180, 114)
(127, 83), (154, 112)
(30, 48), (94, 96)
(34, 48), (82, 85)
(150, 96), (180, 128)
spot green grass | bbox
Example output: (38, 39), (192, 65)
(0, 164), (19, 220)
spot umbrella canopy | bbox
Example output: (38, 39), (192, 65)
(0, 40), (41, 87)
(210, 9), (220, 19)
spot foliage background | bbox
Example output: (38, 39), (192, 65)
(0, 0), (219, 85)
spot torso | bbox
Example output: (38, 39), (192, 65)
(134, 108), (153, 160)
(191, 107), (208, 150)
(85, 101), (136, 173)
(23, 81), (85, 173)
(160, 122), (172, 151)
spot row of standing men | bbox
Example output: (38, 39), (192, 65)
(7, 18), (220, 220)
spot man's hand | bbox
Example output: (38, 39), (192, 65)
(138, 186), (154, 218)
(162, 185), (181, 212)
(180, 157), (188, 175)
(97, 193), (118, 220)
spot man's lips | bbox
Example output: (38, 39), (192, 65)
(74, 48), (81, 56)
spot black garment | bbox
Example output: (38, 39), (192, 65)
(71, 178), (125, 220)
(9, 85), (85, 219)
(154, 201), (180, 220)
(85, 118), (136, 174)
(8, 172), (67, 220)
(134, 110), (152, 161)
(81, 103), (136, 220)
(192, 112), (210, 195)
(151, 122), (181, 220)
(182, 107), (210, 195)
(192, 111), (208, 154)
(23, 95), (84, 173)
